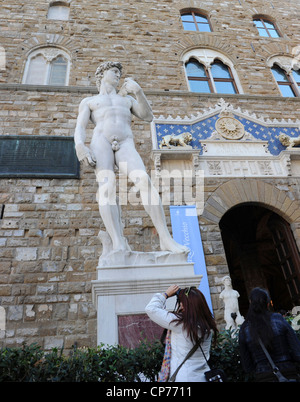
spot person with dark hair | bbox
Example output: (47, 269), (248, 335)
(239, 287), (300, 382)
(145, 284), (218, 382)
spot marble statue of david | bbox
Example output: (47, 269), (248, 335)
(74, 61), (188, 254)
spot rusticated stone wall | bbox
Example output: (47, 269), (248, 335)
(0, 0), (299, 350)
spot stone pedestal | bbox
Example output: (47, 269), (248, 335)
(91, 250), (202, 346)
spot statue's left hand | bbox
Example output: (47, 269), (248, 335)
(119, 77), (141, 96)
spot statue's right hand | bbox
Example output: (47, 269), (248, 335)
(75, 143), (96, 168)
(85, 152), (97, 168)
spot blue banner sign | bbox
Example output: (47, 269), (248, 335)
(170, 205), (213, 312)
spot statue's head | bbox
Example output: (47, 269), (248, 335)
(95, 61), (123, 90)
(222, 275), (232, 285)
(279, 133), (291, 147)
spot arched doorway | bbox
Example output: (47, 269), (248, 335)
(219, 203), (300, 316)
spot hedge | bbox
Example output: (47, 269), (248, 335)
(0, 340), (164, 382)
(0, 328), (299, 382)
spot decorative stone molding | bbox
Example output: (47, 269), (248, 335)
(175, 34), (239, 64)
(151, 149), (201, 176)
(22, 33), (77, 54)
(34, 48), (64, 63)
(175, 1), (212, 17)
(154, 98), (300, 127)
(215, 115), (245, 140)
(292, 45), (300, 70)
(152, 99), (300, 178)
(266, 55), (300, 75)
(199, 151), (292, 177)
(202, 178), (300, 225)
(244, 6), (281, 27)
(261, 42), (300, 72)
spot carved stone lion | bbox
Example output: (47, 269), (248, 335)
(279, 133), (300, 148)
(159, 132), (192, 149)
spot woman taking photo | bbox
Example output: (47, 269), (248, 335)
(145, 284), (218, 382)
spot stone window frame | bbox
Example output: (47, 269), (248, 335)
(22, 47), (71, 86)
(253, 15), (281, 38)
(47, 1), (70, 21)
(180, 8), (212, 33)
(182, 49), (243, 94)
(267, 55), (300, 97)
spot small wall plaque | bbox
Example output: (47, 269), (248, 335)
(0, 136), (79, 178)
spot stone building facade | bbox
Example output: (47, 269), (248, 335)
(0, 0), (300, 351)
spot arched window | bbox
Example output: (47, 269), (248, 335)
(181, 11), (212, 32)
(186, 59), (212, 93)
(210, 61), (237, 94)
(47, 2), (70, 21)
(23, 48), (70, 86)
(271, 64), (300, 97)
(253, 17), (280, 38)
(185, 58), (238, 94)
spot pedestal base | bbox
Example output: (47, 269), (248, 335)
(92, 254), (202, 346)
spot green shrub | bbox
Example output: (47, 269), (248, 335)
(0, 340), (164, 382)
(0, 343), (44, 382)
(209, 329), (254, 382)
(0, 327), (299, 382)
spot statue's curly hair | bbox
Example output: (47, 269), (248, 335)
(95, 61), (123, 90)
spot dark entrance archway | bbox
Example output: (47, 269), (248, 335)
(219, 204), (300, 316)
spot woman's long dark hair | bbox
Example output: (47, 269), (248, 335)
(245, 287), (274, 348)
(171, 287), (218, 345)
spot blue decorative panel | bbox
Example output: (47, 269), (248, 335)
(155, 113), (300, 156)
